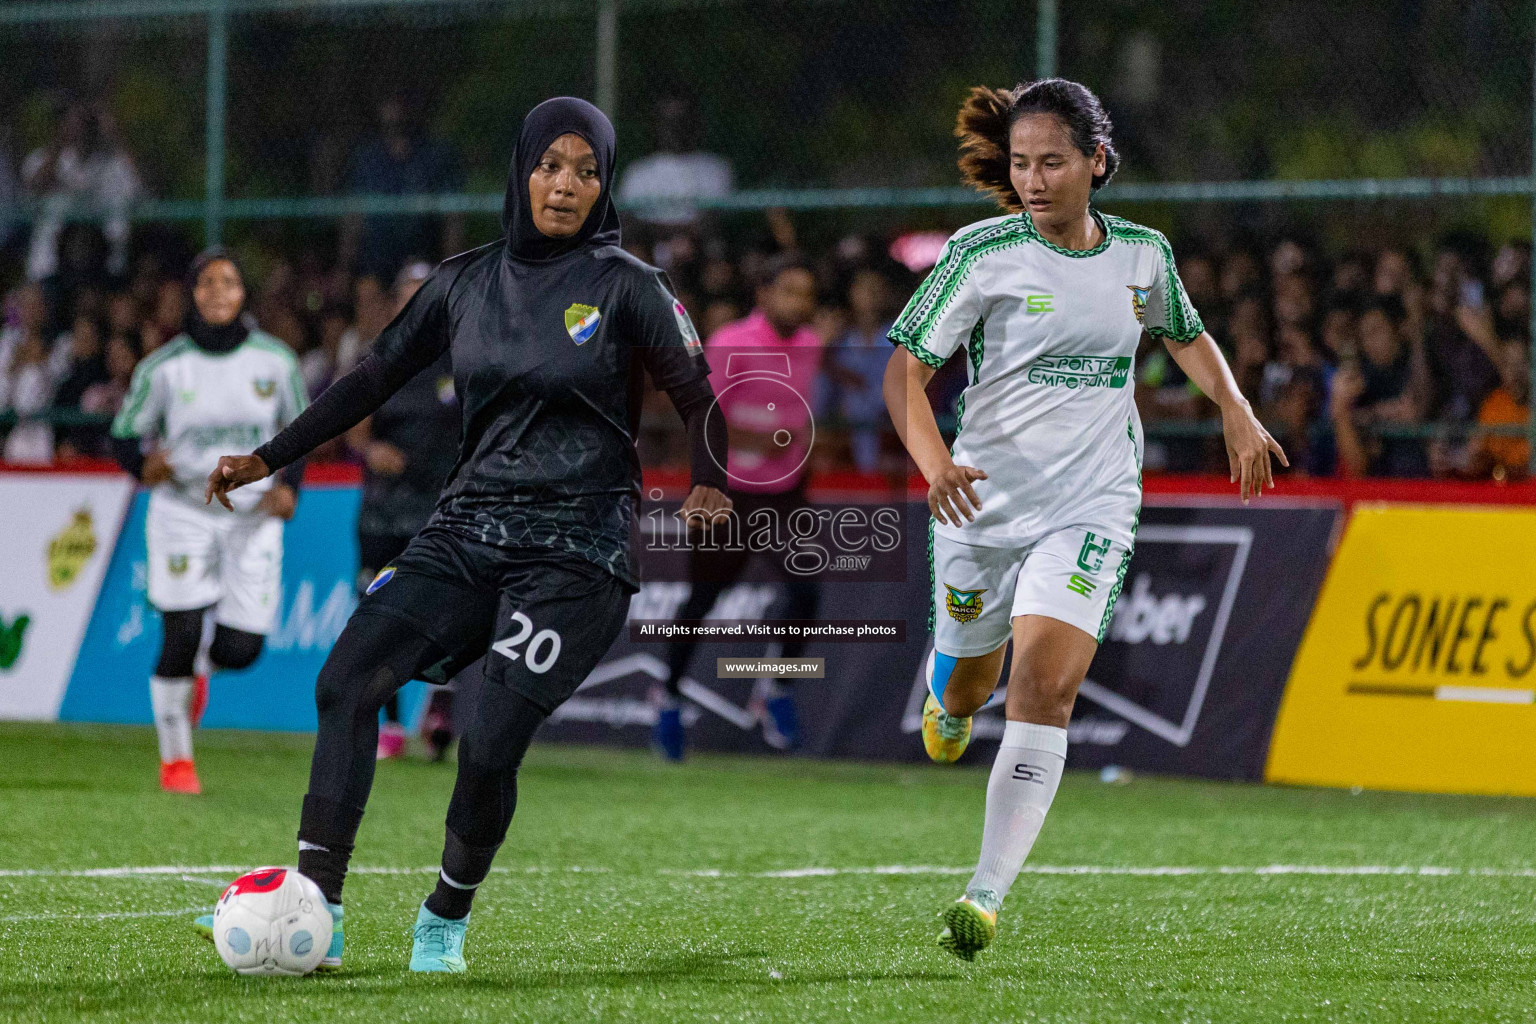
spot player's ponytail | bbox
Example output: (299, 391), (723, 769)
(955, 86), (1018, 211)
(956, 78), (1120, 211)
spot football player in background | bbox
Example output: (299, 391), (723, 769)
(111, 248), (306, 794)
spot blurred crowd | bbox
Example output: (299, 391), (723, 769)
(0, 97), (1530, 482)
(1137, 234), (1531, 481)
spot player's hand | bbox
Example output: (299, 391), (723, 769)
(678, 485), (733, 530)
(928, 463), (988, 526)
(257, 483), (297, 521)
(1221, 398), (1287, 505)
(205, 454), (270, 511)
(141, 450), (174, 486)
(364, 440), (407, 476)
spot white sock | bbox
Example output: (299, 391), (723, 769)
(965, 720), (1067, 912)
(150, 675), (194, 763)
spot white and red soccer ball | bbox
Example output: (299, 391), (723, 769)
(212, 867), (332, 976)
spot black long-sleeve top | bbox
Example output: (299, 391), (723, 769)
(113, 434), (305, 492)
(254, 241), (727, 589)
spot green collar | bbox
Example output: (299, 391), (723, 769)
(1021, 208), (1112, 258)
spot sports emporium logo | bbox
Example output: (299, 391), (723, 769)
(1026, 355), (1132, 390)
(943, 584), (985, 623)
(564, 303), (601, 345)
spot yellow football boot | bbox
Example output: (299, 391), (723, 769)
(922, 692), (972, 763)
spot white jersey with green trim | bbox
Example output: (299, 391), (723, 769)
(889, 210), (1203, 548)
(111, 330), (308, 513)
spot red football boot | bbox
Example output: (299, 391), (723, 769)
(159, 759), (201, 795)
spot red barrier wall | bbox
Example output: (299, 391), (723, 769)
(8, 462), (1535, 507)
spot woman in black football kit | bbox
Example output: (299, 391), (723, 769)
(206, 98), (730, 972)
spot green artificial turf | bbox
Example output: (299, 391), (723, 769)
(2, 722), (1535, 1022)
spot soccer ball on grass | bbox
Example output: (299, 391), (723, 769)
(212, 867), (332, 976)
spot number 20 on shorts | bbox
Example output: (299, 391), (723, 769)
(490, 611), (563, 674)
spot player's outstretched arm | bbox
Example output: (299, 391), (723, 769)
(205, 454), (270, 510)
(1164, 331), (1288, 504)
(205, 263), (456, 509)
(882, 347), (987, 527)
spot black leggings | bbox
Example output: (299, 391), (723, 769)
(155, 608), (264, 678)
(357, 530), (416, 725)
(298, 609), (544, 900)
(298, 531), (633, 904)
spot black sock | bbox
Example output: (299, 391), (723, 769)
(297, 794), (363, 905)
(423, 828), (500, 920)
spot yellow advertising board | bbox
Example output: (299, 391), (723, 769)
(1266, 505), (1536, 795)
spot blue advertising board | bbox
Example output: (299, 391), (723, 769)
(59, 485), (429, 731)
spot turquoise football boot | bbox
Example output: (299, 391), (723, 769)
(409, 903), (468, 973)
(316, 901), (344, 971)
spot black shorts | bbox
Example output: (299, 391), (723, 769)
(355, 526), (632, 714)
(356, 531), (415, 597)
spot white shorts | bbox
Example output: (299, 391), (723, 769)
(146, 490), (284, 635)
(930, 525), (1132, 656)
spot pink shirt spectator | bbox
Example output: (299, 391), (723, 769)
(705, 309), (823, 494)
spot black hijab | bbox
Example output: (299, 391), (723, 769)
(184, 246), (251, 354)
(501, 97), (622, 263)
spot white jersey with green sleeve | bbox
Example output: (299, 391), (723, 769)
(111, 330), (308, 514)
(889, 210), (1203, 549)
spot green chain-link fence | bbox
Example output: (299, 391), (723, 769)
(2, 0), (1534, 465)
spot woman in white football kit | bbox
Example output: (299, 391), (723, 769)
(111, 249), (307, 794)
(883, 79), (1285, 960)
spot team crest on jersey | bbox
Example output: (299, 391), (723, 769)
(252, 377), (277, 399)
(167, 554), (189, 576)
(564, 303), (602, 345)
(436, 376), (455, 404)
(1127, 285), (1151, 324)
(365, 566), (396, 595)
(943, 584), (986, 623)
